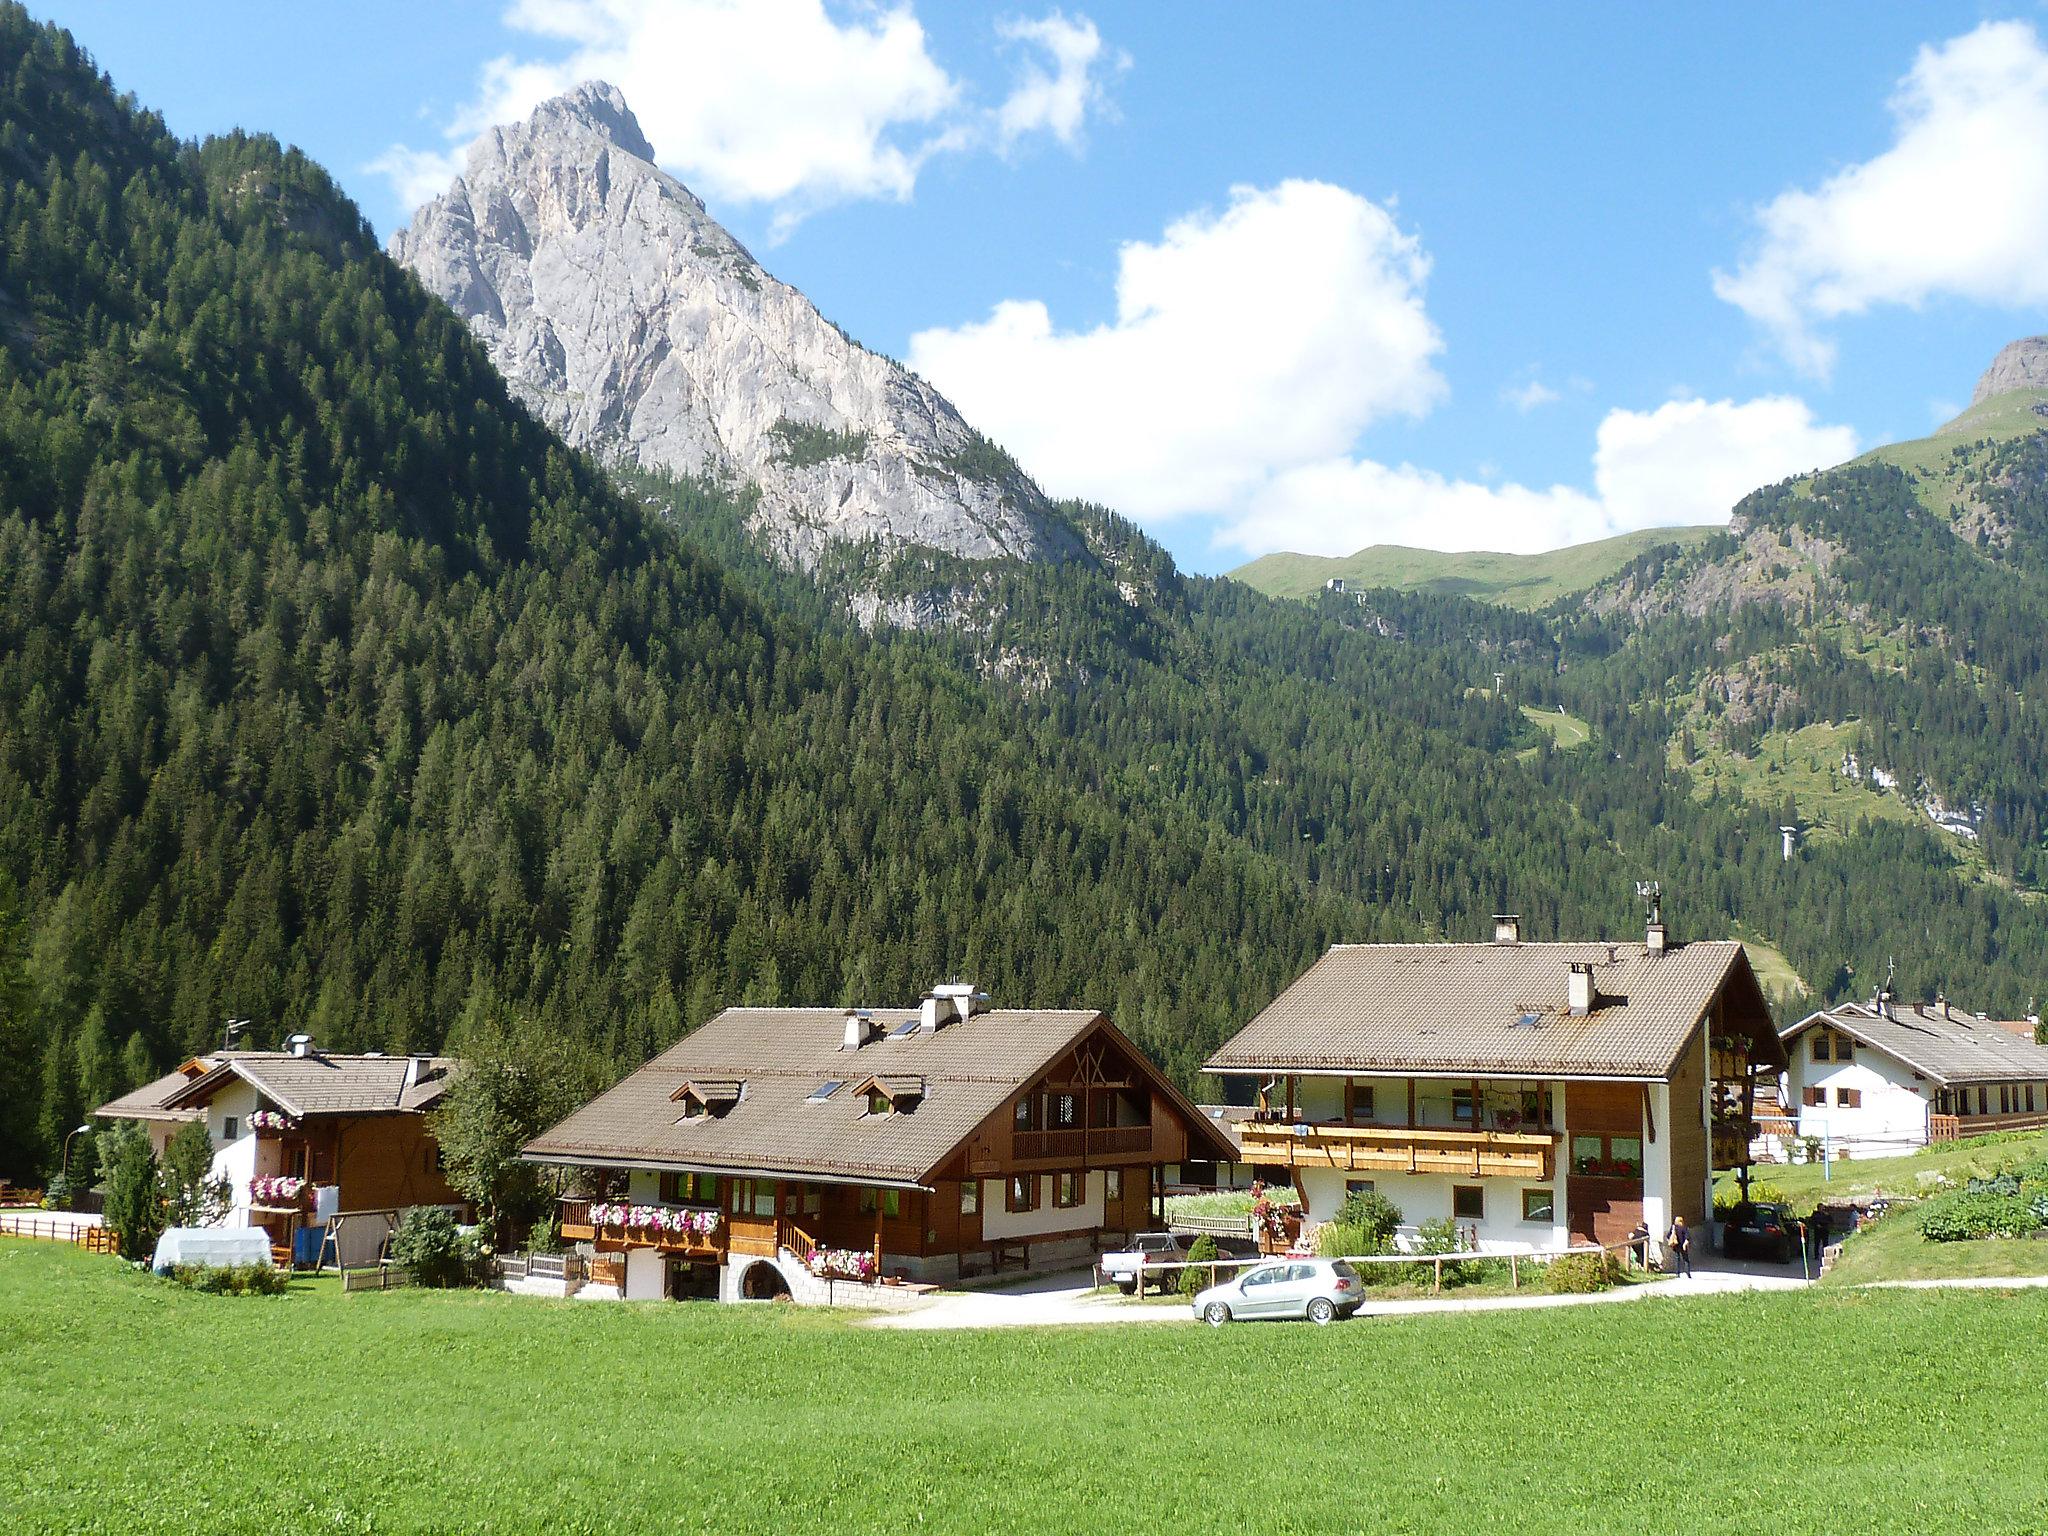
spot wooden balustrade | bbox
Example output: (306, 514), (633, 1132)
(1235, 1120), (1556, 1179)
(1013, 1126), (1152, 1161)
(776, 1218), (819, 1267)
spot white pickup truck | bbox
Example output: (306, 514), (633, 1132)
(1098, 1232), (1190, 1294)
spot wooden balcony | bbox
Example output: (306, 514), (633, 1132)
(1011, 1126), (1153, 1161)
(1234, 1121), (1555, 1179)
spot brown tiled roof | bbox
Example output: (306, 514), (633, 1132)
(861, 1074), (926, 1101)
(673, 1078), (743, 1105)
(1194, 1103), (1253, 1156)
(94, 1062), (220, 1122)
(155, 1052), (458, 1118)
(1205, 939), (1773, 1080)
(525, 1006), (1234, 1184)
(1786, 1001), (2048, 1086)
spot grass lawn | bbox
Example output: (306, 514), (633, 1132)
(1820, 1209), (2048, 1288)
(1735, 930), (1809, 1004)
(1228, 527), (1714, 609)
(1718, 1131), (2048, 1219)
(9, 1242), (2048, 1533)
(1520, 703), (1591, 750)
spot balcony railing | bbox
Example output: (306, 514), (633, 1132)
(1234, 1121), (1556, 1179)
(1012, 1126), (1153, 1161)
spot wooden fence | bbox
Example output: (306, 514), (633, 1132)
(0, 1213), (118, 1254)
(496, 1251), (588, 1285)
(1103, 1239), (1647, 1297)
(340, 1264), (414, 1293)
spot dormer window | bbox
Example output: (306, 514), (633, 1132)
(856, 1075), (924, 1116)
(671, 1079), (743, 1120)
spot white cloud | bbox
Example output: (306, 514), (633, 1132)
(1714, 20), (2048, 376)
(372, 1), (1122, 229)
(994, 12), (1126, 150)
(1222, 396), (1859, 557)
(909, 179), (1446, 520)
(1502, 378), (1560, 412)
(363, 145), (466, 213)
(910, 178), (1855, 557)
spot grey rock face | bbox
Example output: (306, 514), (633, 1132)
(391, 82), (1075, 569)
(1972, 335), (2048, 404)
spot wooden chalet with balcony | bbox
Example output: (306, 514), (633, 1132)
(95, 1040), (466, 1266)
(1204, 915), (1786, 1253)
(524, 983), (1236, 1303)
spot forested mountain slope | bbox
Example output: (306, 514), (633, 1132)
(5, 7), (2048, 1188)
(1564, 383), (2048, 893)
(0, 8), (1644, 1178)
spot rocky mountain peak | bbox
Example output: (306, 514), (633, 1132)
(391, 84), (1075, 577)
(514, 80), (655, 163)
(1973, 335), (2048, 404)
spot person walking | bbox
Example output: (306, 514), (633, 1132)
(1665, 1213), (1694, 1277)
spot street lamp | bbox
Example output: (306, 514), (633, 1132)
(60, 1122), (91, 1177)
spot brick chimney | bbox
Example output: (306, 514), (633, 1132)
(1493, 914), (1522, 945)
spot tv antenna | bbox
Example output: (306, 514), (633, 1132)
(1633, 879), (1662, 927)
(222, 1017), (251, 1052)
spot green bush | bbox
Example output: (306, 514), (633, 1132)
(391, 1207), (485, 1287)
(1335, 1189), (1402, 1248)
(1178, 1235), (1219, 1300)
(1713, 1179), (1788, 1218)
(1411, 1217), (1498, 1288)
(165, 1262), (288, 1296)
(1313, 1221), (1368, 1259)
(1919, 1189), (2047, 1242)
(1545, 1252), (1625, 1294)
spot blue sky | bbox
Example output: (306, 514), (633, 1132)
(34, 2), (2048, 573)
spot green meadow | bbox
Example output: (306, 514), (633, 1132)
(6, 1240), (2048, 1534)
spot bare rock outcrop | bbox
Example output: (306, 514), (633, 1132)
(391, 83), (1076, 571)
(1972, 335), (2048, 404)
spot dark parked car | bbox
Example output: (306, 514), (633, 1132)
(1721, 1201), (1798, 1263)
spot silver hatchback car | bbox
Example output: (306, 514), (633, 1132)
(1192, 1257), (1363, 1325)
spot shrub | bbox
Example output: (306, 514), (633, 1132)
(1545, 1252), (1625, 1294)
(1412, 1216), (1496, 1287)
(166, 1262), (288, 1296)
(391, 1207), (485, 1287)
(1919, 1189), (2046, 1243)
(1713, 1179), (1789, 1218)
(1335, 1189), (1402, 1249)
(1177, 1235), (1219, 1300)
(1314, 1221), (1368, 1259)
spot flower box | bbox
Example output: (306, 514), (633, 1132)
(587, 1202), (721, 1243)
(808, 1248), (877, 1282)
(248, 1110), (300, 1134)
(249, 1175), (310, 1207)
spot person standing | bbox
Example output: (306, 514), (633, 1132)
(1626, 1219), (1651, 1270)
(1665, 1214), (1694, 1277)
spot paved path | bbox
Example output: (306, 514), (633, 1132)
(1856, 1274), (2048, 1291)
(869, 1260), (1809, 1331)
